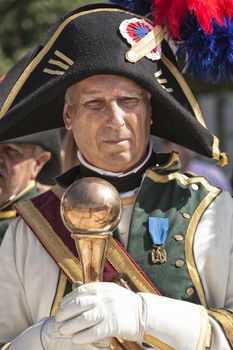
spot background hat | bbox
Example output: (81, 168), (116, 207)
(0, 3), (227, 165)
(3, 129), (62, 185)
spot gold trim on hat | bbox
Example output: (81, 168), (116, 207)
(43, 52), (74, 76)
(48, 59), (70, 70)
(157, 78), (167, 84)
(154, 69), (162, 77)
(161, 55), (228, 165)
(212, 136), (228, 166)
(154, 71), (173, 93)
(43, 68), (65, 76)
(161, 54), (206, 128)
(54, 50), (75, 65)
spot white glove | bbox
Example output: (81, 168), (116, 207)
(9, 316), (110, 350)
(55, 282), (146, 345)
(42, 316), (111, 349)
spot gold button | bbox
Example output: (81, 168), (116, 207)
(174, 234), (184, 241)
(175, 259), (184, 267)
(182, 212), (191, 219)
(186, 287), (195, 296)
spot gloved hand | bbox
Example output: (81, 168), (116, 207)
(9, 317), (107, 350)
(41, 316), (111, 349)
(55, 282), (146, 345)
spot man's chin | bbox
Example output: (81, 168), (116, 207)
(100, 154), (139, 173)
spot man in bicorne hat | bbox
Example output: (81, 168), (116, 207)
(0, 130), (62, 244)
(0, 3), (232, 350)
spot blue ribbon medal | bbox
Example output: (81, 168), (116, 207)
(148, 217), (169, 264)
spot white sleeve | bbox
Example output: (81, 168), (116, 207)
(139, 293), (210, 350)
(0, 217), (59, 346)
(195, 190), (233, 349)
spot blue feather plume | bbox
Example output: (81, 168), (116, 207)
(179, 16), (233, 82)
(108, 0), (152, 16)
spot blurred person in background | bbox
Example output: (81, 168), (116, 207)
(0, 130), (62, 243)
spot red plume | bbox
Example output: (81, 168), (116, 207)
(222, 0), (233, 17)
(187, 0), (224, 34)
(152, 0), (227, 38)
(152, 0), (187, 38)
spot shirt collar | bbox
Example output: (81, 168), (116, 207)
(77, 139), (153, 178)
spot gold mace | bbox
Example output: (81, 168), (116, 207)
(60, 177), (122, 283)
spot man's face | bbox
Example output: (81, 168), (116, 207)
(63, 75), (152, 173)
(0, 143), (38, 205)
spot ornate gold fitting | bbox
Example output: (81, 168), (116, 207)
(60, 177), (122, 283)
(151, 245), (167, 264)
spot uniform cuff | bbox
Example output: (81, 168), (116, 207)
(138, 293), (210, 350)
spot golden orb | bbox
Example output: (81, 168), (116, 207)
(60, 177), (122, 234)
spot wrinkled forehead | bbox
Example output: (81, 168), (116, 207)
(68, 74), (151, 98)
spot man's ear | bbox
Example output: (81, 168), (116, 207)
(63, 103), (72, 130)
(31, 151), (51, 179)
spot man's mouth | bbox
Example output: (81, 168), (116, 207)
(104, 138), (129, 144)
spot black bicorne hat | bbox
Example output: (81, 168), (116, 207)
(0, 3), (227, 165)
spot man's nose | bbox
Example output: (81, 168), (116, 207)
(106, 101), (125, 129)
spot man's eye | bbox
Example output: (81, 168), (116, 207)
(85, 100), (104, 109)
(4, 146), (21, 156)
(119, 97), (139, 105)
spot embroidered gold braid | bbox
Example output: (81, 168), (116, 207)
(50, 271), (67, 316)
(15, 199), (83, 283)
(208, 308), (233, 347)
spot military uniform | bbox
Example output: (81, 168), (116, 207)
(0, 153), (232, 349)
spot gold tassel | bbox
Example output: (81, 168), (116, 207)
(217, 152), (228, 167)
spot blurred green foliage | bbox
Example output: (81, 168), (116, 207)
(0, 0), (100, 74)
